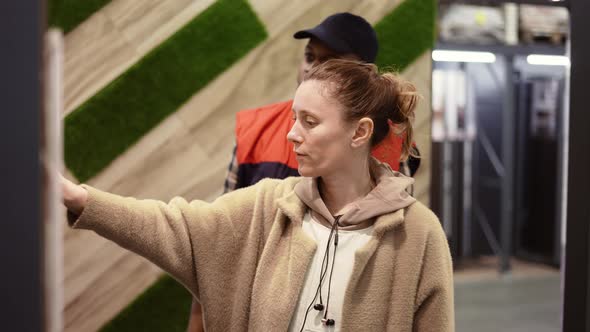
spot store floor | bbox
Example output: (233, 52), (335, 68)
(454, 257), (561, 332)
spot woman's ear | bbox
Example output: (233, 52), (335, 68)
(351, 117), (374, 148)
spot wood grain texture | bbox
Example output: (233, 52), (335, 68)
(63, 0), (216, 115)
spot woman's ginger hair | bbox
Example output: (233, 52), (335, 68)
(304, 59), (419, 161)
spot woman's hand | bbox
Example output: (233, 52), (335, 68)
(61, 174), (88, 216)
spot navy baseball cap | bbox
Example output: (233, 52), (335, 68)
(293, 13), (378, 63)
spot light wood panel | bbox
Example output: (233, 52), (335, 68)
(63, 0), (216, 115)
(62, 0), (215, 330)
(63, 230), (161, 332)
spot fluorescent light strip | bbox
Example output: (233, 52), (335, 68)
(432, 50), (496, 63)
(526, 54), (570, 66)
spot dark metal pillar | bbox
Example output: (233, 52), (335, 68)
(563, 0), (590, 330)
(0, 1), (45, 331)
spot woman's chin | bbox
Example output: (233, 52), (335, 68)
(297, 166), (317, 178)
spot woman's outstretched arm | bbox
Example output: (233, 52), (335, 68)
(59, 174), (267, 298)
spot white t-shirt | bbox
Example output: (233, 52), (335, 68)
(288, 211), (374, 332)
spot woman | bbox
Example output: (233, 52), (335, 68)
(62, 59), (454, 331)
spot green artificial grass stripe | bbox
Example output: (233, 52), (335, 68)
(99, 275), (193, 332)
(64, 0), (267, 182)
(375, 0), (436, 71)
(48, 0), (113, 33)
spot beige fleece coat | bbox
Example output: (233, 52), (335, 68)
(70, 169), (454, 331)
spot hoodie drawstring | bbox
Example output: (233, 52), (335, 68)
(298, 215), (342, 331)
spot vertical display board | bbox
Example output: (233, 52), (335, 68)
(43, 29), (65, 332)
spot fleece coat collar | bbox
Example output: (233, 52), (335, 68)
(291, 157), (416, 231)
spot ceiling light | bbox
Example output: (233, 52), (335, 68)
(432, 50), (496, 63)
(526, 54), (570, 66)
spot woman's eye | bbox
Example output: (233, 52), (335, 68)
(305, 53), (314, 63)
(305, 117), (316, 126)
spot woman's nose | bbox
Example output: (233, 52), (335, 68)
(287, 124), (302, 144)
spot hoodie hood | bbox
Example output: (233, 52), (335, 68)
(294, 157), (416, 230)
